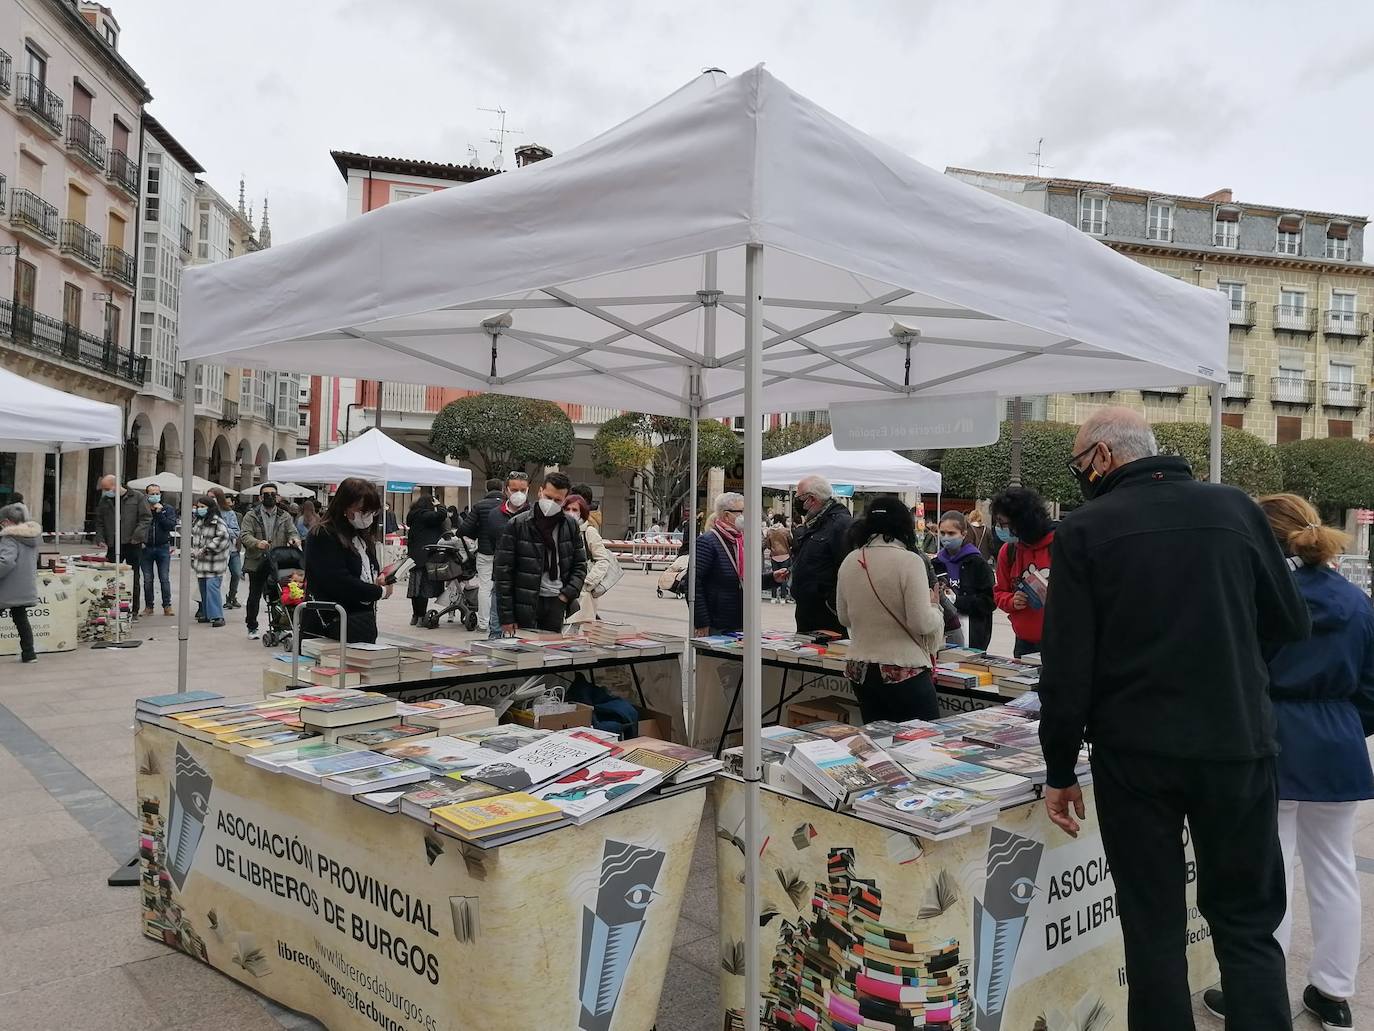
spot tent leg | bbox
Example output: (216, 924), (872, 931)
(685, 391), (700, 741)
(177, 361), (198, 691)
(742, 243), (764, 1031)
(1209, 383), (1223, 484)
(53, 449), (60, 544)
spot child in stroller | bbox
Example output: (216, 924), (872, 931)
(420, 533), (480, 630)
(260, 545), (305, 649)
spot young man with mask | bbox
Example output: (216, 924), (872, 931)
(95, 473), (151, 619)
(1038, 407), (1310, 1030)
(139, 483), (178, 616)
(493, 472), (587, 634)
(460, 472), (529, 636)
(239, 482), (301, 639)
(787, 474), (852, 637)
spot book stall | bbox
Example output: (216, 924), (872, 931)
(710, 702), (1219, 1029)
(0, 558), (134, 655)
(133, 680), (725, 1031)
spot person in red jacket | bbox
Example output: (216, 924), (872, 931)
(990, 486), (1054, 658)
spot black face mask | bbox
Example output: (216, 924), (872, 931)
(261, 494), (277, 508)
(1066, 442), (1108, 502)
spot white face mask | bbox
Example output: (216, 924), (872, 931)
(507, 490), (527, 509)
(734, 514), (746, 531)
(349, 511), (375, 530)
(537, 497), (562, 517)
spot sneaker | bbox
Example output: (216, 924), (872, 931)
(247, 628), (260, 640)
(210, 618), (225, 628)
(1201, 989), (1224, 1022)
(225, 598), (240, 609)
(1304, 985), (1353, 1030)
(163, 606), (174, 617)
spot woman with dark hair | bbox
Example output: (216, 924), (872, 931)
(188, 495), (230, 628)
(403, 491), (449, 626)
(835, 496), (946, 722)
(990, 486), (1054, 658)
(562, 493), (614, 628)
(303, 477), (390, 644)
(933, 510), (996, 651)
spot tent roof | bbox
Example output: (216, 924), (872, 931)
(181, 66), (1226, 418)
(266, 429), (471, 488)
(761, 435), (940, 493)
(0, 367), (122, 452)
(127, 471), (234, 495)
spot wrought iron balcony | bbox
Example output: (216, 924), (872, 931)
(9, 188), (58, 244)
(219, 400), (239, 427)
(102, 244), (136, 289)
(1324, 310), (1370, 339)
(107, 149), (138, 197)
(65, 114), (107, 171)
(0, 175), (6, 218)
(59, 219), (102, 268)
(0, 49), (11, 96)
(1273, 304), (1317, 334)
(1271, 377), (1316, 406)
(1140, 385), (1188, 398)
(173, 372), (185, 400)
(265, 401), (277, 426)
(179, 224), (192, 257)
(1227, 300), (1256, 329)
(0, 297), (145, 385)
(15, 74), (63, 135)
(1213, 227), (1240, 249)
(1223, 373), (1255, 402)
(1321, 382), (1367, 410)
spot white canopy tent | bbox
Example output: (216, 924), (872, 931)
(265, 428), (471, 489)
(761, 434), (941, 494)
(127, 471), (234, 496)
(179, 66), (1227, 1029)
(238, 481), (315, 500)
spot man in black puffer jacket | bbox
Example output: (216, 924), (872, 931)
(494, 472), (587, 633)
(788, 475), (852, 636)
(459, 473), (528, 633)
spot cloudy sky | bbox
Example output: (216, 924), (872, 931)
(114, 0), (1374, 246)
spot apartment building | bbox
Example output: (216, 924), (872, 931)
(946, 168), (1373, 444)
(0, 0), (149, 531)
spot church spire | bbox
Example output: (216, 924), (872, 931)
(260, 194), (272, 248)
(237, 176), (246, 218)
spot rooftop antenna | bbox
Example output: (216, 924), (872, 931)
(466, 144), (480, 165)
(479, 106), (523, 169)
(1029, 137), (1052, 177)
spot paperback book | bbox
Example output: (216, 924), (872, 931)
(399, 778), (503, 822)
(531, 757), (665, 825)
(321, 759), (430, 795)
(430, 792), (564, 840)
(467, 733), (610, 792)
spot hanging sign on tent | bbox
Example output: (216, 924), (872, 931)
(831, 484), (855, 497)
(385, 480), (416, 493)
(829, 392), (1000, 451)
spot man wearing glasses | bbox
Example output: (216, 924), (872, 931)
(1037, 406), (1308, 1029)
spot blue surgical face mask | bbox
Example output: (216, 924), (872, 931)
(102, 489), (116, 498)
(194, 506), (208, 518)
(995, 526), (1018, 544)
(939, 534), (963, 552)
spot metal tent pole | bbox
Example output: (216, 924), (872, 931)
(685, 386), (700, 743)
(742, 243), (764, 1031)
(53, 449), (60, 544)
(1209, 383), (1223, 484)
(177, 361), (198, 691)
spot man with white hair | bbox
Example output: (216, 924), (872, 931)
(1038, 406), (1309, 1029)
(788, 473), (852, 636)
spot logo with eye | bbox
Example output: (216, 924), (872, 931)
(1007, 876), (1037, 904)
(623, 884), (656, 910)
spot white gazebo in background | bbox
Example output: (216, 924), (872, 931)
(761, 434), (941, 494)
(265, 427), (470, 491)
(179, 66), (1227, 1028)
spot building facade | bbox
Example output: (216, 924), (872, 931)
(0, 0), (149, 531)
(946, 168), (1374, 444)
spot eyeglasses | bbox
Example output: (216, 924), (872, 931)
(1065, 441), (1105, 477)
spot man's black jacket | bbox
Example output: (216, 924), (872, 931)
(1038, 456), (1310, 788)
(458, 490), (509, 556)
(789, 499), (852, 634)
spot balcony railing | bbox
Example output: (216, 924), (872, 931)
(1324, 310), (1370, 339)
(1325, 239), (1351, 261)
(219, 400), (239, 427)
(1079, 217), (1107, 235)
(173, 372), (185, 400)
(14, 74), (63, 135)
(1213, 227), (1239, 249)
(1227, 300), (1256, 328)
(1146, 225), (1173, 242)
(9, 188), (58, 243)
(0, 297), (145, 385)
(59, 219), (102, 268)
(180, 224), (192, 257)
(1271, 377), (1316, 406)
(265, 401), (277, 426)
(1274, 304), (1317, 333)
(107, 149), (138, 197)
(1140, 385), (1188, 398)
(1321, 382), (1366, 410)
(1223, 373), (1255, 401)
(0, 49), (11, 96)
(0, 175), (6, 217)
(102, 244), (135, 289)
(65, 114), (107, 171)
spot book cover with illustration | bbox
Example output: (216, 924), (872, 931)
(430, 791), (562, 835)
(468, 733), (610, 792)
(532, 757), (664, 824)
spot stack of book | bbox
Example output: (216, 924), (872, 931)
(617, 738), (723, 791)
(781, 732), (895, 809)
(851, 780), (1001, 839)
(396, 700), (498, 735)
(298, 692), (402, 743)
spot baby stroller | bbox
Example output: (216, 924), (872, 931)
(421, 534), (479, 630)
(261, 545), (305, 650)
(656, 553), (690, 600)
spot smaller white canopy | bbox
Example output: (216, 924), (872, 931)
(0, 367), (121, 452)
(127, 471), (234, 496)
(266, 428), (471, 488)
(761, 434), (941, 493)
(239, 481), (315, 499)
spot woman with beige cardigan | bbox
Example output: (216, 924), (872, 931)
(836, 496), (947, 722)
(563, 494), (614, 627)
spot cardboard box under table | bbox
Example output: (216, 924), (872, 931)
(711, 776), (1219, 1029)
(692, 645), (1007, 754)
(136, 720), (704, 1031)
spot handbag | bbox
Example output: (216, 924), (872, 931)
(857, 548), (938, 651)
(589, 532), (626, 599)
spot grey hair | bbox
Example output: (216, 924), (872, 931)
(797, 474), (833, 500)
(713, 491), (744, 517)
(0, 502), (31, 524)
(1081, 407), (1158, 463)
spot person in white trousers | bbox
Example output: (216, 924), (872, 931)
(1205, 493), (1374, 1031)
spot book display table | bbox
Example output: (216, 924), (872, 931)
(0, 560), (133, 655)
(136, 720), (704, 1031)
(711, 777), (1218, 1029)
(693, 646), (1007, 755)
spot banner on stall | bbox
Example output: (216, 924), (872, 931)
(829, 391), (1000, 451)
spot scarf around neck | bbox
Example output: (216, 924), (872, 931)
(533, 507), (563, 579)
(712, 516), (745, 582)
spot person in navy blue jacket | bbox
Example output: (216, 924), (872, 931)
(140, 483), (179, 616)
(1205, 493), (1374, 1031)
(692, 493), (778, 635)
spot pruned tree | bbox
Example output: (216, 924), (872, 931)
(939, 421), (1081, 504)
(1279, 437), (1374, 523)
(762, 421), (830, 459)
(1152, 422), (1281, 496)
(428, 394), (575, 479)
(593, 413), (741, 530)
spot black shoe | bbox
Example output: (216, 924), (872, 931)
(20, 652), (36, 663)
(1201, 989), (1224, 1022)
(225, 597), (239, 608)
(1304, 985), (1352, 1030)
(210, 618), (225, 628)
(196, 615), (209, 624)
(409, 614), (420, 626)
